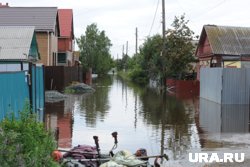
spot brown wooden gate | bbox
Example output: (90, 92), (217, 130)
(45, 66), (84, 91)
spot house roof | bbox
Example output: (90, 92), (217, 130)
(198, 25), (250, 56)
(0, 7), (58, 32)
(58, 9), (74, 38)
(0, 26), (38, 60)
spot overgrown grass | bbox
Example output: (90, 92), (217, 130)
(117, 71), (131, 81)
(118, 69), (148, 86)
(0, 105), (59, 167)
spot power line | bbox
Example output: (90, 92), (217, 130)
(148, 0), (160, 36)
(191, 0), (227, 22)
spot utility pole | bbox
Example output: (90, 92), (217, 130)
(126, 41), (128, 56)
(122, 45), (124, 58)
(162, 0), (166, 55)
(135, 27), (138, 55)
(117, 54), (119, 69)
(161, 0), (166, 89)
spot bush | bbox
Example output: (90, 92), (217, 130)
(0, 106), (59, 167)
(128, 68), (148, 85)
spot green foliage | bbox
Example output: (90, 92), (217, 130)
(116, 54), (131, 71)
(117, 14), (195, 84)
(139, 34), (163, 80)
(64, 87), (76, 94)
(116, 52), (149, 85)
(116, 59), (123, 71)
(77, 23), (113, 75)
(126, 14), (196, 84)
(165, 14), (196, 78)
(128, 67), (148, 85)
(0, 106), (58, 167)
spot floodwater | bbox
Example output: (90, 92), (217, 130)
(45, 75), (250, 166)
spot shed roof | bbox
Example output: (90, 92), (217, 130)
(0, 7), (58, 32)
(199, 25), (250, 56)
(0, 26), (38, 60)
(58, 9), (74, 38)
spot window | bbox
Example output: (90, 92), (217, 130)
(58, 53), (67, 63)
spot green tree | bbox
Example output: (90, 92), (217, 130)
(131, 14), (195, 85)
(139, 34), (163, 81)
(165, 14), (196, 79)
(77, 23), (113, 75)
(127, 52), (149, 85)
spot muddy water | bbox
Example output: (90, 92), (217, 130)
(45, 75), (250, 166)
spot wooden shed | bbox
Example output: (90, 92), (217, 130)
(195, 25), (250, 80)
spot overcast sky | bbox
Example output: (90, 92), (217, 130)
(4, 0), (250, 58)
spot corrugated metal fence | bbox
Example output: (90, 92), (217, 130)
(200, 68), (250, 104)
(0, 72), (29, 120)
(200, 68), (223, 103)
(32, 65), (45, 121)
(0, 65), (44, 121)
(199, 98), (249, 133)
(45, 66), (83, 91)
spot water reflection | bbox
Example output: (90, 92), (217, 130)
(45, 76), (198, 160)
(44, 75), (250, 165)
(199, 98), (250, 133)
(79, 76), (113, 127)
(198, 98), (250, 150)
(45, 95), (83, 148)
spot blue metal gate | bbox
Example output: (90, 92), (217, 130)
(0, 71), (29, 120)
(0, 65), (44, 121)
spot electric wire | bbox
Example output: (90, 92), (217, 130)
(148, 0), (160, 36)
(191, 0), (227, 22)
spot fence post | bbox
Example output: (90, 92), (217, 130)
(28, 62), (33, 113)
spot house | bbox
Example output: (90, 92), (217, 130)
(0, 26), (44, 120)
(0, 26), (39, 71)
(0, 2), (8, 7)
(195, 25), (250, 80)
(58, 9), (75, 66)
(0, 7), (58, 66)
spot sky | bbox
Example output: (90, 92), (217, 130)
(3, 0), (250, 58)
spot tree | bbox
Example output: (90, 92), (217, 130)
(139, 34), (163, 81)
(134, 14), (196, 85)
(127, 54), (149, 85)
(165, 14), (196, 79)
(77, 23), (113, 75)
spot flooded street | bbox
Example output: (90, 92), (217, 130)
(45, 75), (250, 166)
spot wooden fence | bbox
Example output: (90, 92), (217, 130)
(44, 66), (84, 91)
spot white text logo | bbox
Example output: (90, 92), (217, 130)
(189, 153), (245, 163)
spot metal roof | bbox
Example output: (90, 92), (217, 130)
(0, 7), (57, 32)
(0, 26), (35, 60)
(204, 25), (250, 56)
(58, 9), (74, 37)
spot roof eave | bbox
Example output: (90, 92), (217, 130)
(35, 29), (55, 32)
